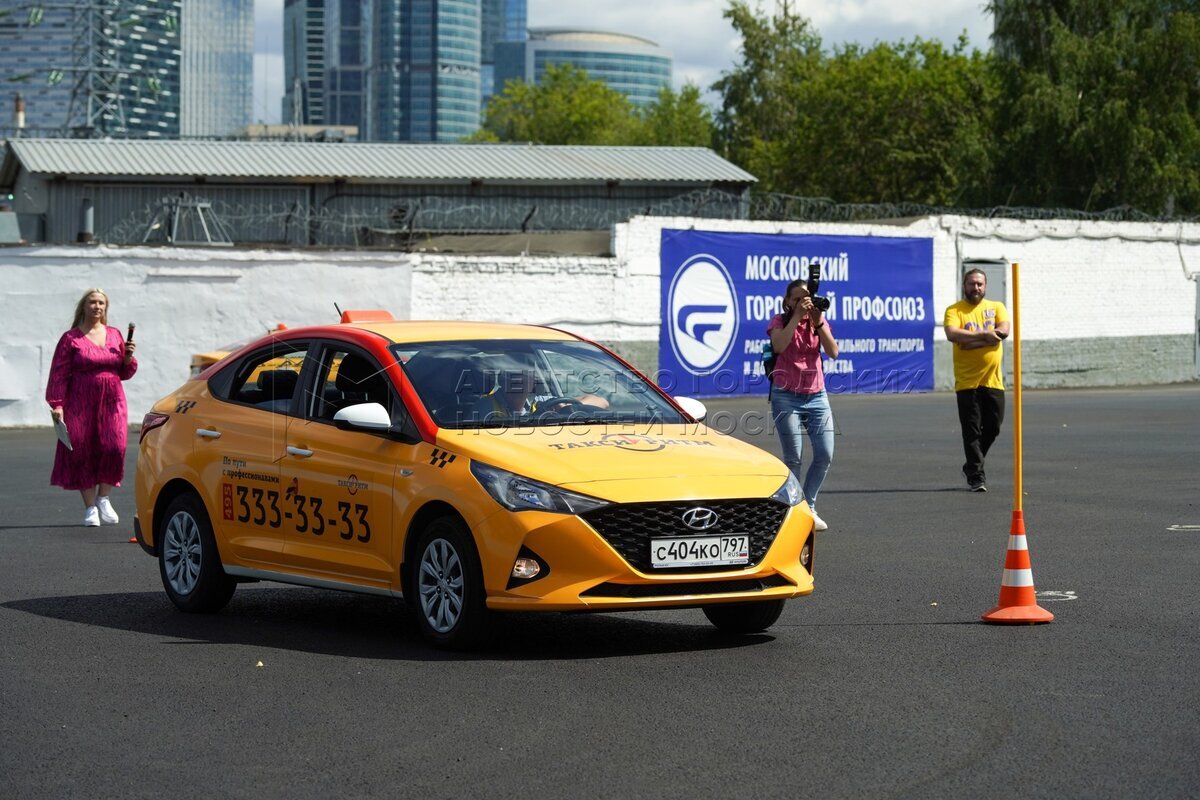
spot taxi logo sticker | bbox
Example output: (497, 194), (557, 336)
(603, 433), (666, 452)
(430, 448), (457, 468)
(547, 434), (716, 452)
(285, 477), (299, 500)
(337, 474), (368, 495)
(175, 400), (197, 414)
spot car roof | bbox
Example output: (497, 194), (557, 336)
(333, 320), (581, 345)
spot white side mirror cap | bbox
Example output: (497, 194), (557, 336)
(333, 402), (391, 430)
(674, 396), (707, 423)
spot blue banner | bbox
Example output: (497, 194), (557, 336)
(658, 229), (934, 396)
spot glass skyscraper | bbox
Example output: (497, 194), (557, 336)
(181, 0), (253, 137)
(369, 0), (480, 142)
(283, 0), (327, 125)
(0, 0), (249, 138)
(481, 0), (526, 103)
(495, 28), (672, 108)
(0, 0), (183, 137)
(326, 0), (369, 130)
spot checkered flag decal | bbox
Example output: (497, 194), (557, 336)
(429, 448), (457, 469)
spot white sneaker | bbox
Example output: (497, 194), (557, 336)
(97, 496), (119, 525)
(810, 509), (828, 532)
(83, 506), (100, 527)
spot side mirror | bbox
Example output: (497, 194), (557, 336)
(674, 396), (708, 423)
(333, 402), (392, 431)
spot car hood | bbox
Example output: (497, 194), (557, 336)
(438, 423), (789, 503)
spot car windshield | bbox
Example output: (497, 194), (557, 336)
(391, 339), (686, 429)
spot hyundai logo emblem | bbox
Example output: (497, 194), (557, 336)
(681, 507), (719, 531)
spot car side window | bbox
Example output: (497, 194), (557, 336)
(308, 346), (395, 424)
(214, 343), (309, 413)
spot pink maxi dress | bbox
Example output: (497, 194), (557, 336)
(45, 327), (138, 490)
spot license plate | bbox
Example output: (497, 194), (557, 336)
(650, 535), (750, 568)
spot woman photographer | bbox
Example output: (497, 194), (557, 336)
(767, 278), (839, 531)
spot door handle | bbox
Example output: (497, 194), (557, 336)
(287, 446), (313, 458)
(195, 429), (221, 439)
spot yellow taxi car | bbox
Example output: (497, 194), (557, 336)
(135, 313), (816, 648)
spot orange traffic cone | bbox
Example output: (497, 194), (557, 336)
(981, 510), (1053, 624)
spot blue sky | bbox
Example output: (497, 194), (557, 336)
(252, 0), (994, 123)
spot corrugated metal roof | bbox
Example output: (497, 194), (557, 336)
(1, 139), (756, 184)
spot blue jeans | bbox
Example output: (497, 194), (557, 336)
(770, 388), (835, 511)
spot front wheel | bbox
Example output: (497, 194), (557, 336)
(158, 493), (236, 613)
(409, 515), (494, 650)
(702, 599), (785, 633)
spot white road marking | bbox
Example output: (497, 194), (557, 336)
(1036, 590), (1078, 602)
(1166, 524), (1200, 531)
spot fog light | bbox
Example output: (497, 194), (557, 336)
(510, 557), (541, 580)
(800, 543), (811, 568)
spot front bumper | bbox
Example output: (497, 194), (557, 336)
(474, 502), (815, 612)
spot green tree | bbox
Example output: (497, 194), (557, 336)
(990, 0), (1200, 214)
(711, 1), (823, 189)
(712, 3), (995, 204)
(474, 63), (639, 145)
(635, 83), (715, 147)
(785, 37), (997, 205)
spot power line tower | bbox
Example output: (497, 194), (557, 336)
(3, 1), (178, 137)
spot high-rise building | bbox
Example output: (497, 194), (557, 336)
(369, 0), (481, 142)
(481, 0), (526, 103)
(326, 0), (369, 130)
(283, 0), (327, 125)
(0, 0), (250, 138)
(0, 0), (182, 137)
(181, 0), (253, 137)
(495, 28), (672, 108)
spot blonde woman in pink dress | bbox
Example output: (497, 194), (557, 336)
(46, 289), (138, 527)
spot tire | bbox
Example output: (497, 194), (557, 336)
(158, 492), (236, 613)
(409, 515), (494, 650)
(702, 599), (786, 634)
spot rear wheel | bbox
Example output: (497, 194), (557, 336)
(409, 515), (494, 650)
(702, 599), (785, 633)
(158, 493), (236, 612)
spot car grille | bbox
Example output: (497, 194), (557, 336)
(580, 499), (789, 574)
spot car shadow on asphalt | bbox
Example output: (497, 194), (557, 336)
(2, 588), (775, 662)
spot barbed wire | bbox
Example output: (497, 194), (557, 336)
(105, 189), (747, 245)
(102, 187), (1197, 246)
(748, 193), (1197, 224)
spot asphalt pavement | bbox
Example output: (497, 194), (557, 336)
(1, 385), (1198, 799)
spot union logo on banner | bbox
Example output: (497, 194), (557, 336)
(666, 253), (739, 376)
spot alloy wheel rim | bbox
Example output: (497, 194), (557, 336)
(418, 537), (464, 633)
(163, 511), (202, 595)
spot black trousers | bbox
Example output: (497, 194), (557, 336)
(956, 387), (1005, 483)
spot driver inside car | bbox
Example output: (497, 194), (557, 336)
(472, 361), (609, 421)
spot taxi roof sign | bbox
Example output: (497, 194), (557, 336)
(339, 309), (395, 324)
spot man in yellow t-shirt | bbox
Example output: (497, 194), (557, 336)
(943, 269), (1010, 492)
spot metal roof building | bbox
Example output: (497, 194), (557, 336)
(0, 139), (755, 248)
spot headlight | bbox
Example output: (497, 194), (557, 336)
(470, 461), (609, 514)
(771, 473), (804, 507)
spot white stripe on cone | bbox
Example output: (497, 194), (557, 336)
(1002, 568), (1034, 587)
(1007, 535), (1028, 550)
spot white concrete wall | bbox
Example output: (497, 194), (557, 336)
(1, 246), (414, 427)
(2, 214), (1198, 427)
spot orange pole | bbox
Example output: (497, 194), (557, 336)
(1011, 262), (1022, 512)
(981, 260), (1052, 624)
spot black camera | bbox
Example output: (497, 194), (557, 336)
(807, 268), (831, 312)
